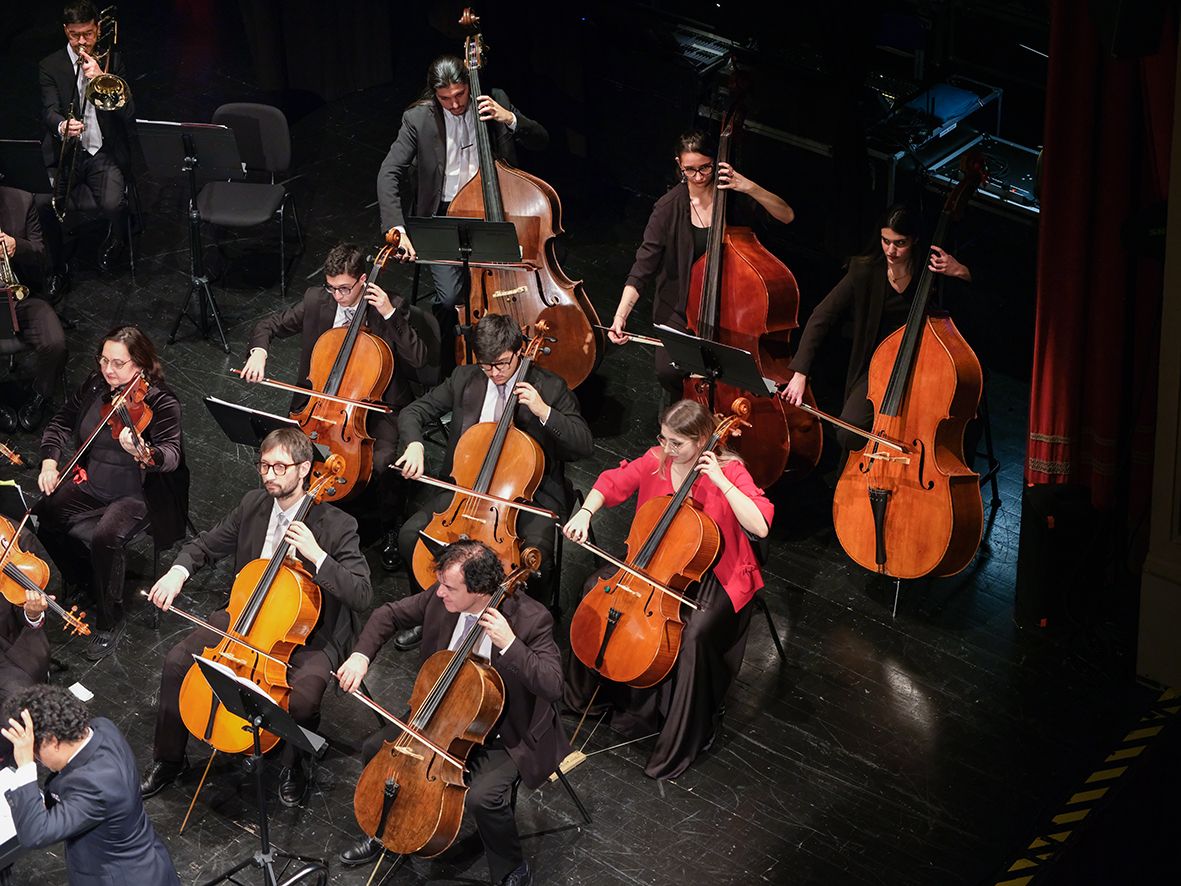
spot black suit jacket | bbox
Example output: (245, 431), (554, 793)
(4, 717), (179, 885)
(376, 88), (549, 231)
(39, 47), (140, 175)
(247, 285), (427, 411)
(0, 603), (50, 686)
(397, 363), (592, 514)
(0, 186), (47, 284)
(40, 372), (189, 547)
(172, 488), (372, 665)
(353, 587), (570, 790)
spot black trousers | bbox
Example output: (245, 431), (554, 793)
(333, 414), (404, 539)
(36, 147), (128, 272)
(1, 637), (51, 767)
(397, 491), (557, 601)
(34, 482), (147, 631)
(360, 728), (523, 883)
(153, 609), (335, 768)
(14, 297), (67, 398)
(836, 372), (875, 453)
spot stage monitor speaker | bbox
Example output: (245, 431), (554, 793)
(1014, 483), (1098, 628)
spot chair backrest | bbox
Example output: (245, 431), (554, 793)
(212, 103), (291, 176)
(403, 304), (442, 390)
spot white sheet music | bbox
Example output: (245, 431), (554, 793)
(0, 765), (21, 845)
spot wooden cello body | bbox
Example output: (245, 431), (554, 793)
(682, 109), (821, 489)
(353, 556), (537, 857)
(568, 403), (748, 688)
(831, 156), (987, 579)
(448, 9), (601, 390)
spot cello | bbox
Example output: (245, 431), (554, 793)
(176, 456), (346, 755)
(353, 550), (540, 857)
(831, 156), (986, 579)
(446, 8), (602, 390)
(286, 229), (401, 501)
(568, 400), (750, 688)
(411, 329), (548, 591)
(682, 103), (822, 488)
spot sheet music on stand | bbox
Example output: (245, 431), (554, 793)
(0, 766), (23, 870)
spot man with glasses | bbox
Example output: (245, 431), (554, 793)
(37, 1), (142, 295)
(389, 313), (592, 649)
(141, 428), (371, 807)
(242, 242), (426, 571)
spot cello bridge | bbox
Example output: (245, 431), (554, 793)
(459, 514), (488, 525)
(492, 285), (527, 300)
(864, 451), (910, 465)
(393, 746), (424, 761)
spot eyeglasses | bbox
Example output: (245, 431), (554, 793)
(656, 434), (689, 452)
(67, 28), (97, 41)
(323, 280), (360, 297)
(256, 461), (300, 477)
(680, 163), (714, 178)
(96, 356), (131, 370)
(477, 354), (517, 372)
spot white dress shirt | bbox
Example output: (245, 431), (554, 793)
(448, 611), (493, 660)
(65, 44), (103, 156)
(442, 104), (478, 202)
(478, 366), (522, 423)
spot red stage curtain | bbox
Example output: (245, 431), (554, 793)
(1026, 1), (1176, 514)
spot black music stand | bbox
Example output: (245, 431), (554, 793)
(138, 120), (239, 353)
(654, 324), (776, 411)
(193, 657), (327, 886)
(204, 396), (331, 461)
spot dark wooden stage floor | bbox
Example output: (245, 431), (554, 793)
(1, 4), (1175, 884)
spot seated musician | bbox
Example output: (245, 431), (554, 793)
(0, 184), (68, 433)
(376, 53), (548, 360)
(35, 326), (187, 662)
(393, 312), (594, 649)
(0, 591), (51, 767)
(608, 130), (795, 399)
(336, 539), (567, 886)
(779, 203), (972, 451)
(142, 427), (371, 807)
(562, 399), (773, 780)
(241, 241), (427, 571)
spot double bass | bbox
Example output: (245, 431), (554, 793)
(177, 456), (346, 754)
(447, 8), (602, 390)
(831, 157), (986, 579)
(353, 551), (540, 856)
(568, 401), (750, 688)
(682, 104), (822, 489)
(411, 330), (549, 591)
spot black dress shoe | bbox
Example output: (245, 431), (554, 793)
(500, 862), (532, 886)
(18, 393), (48, 432)
(84, 621), (124, 662)
(0, 406), (16, 434)
(393, 624), (423, 651)
(380, 530), (402, 573)
(46, 267), (71, 306)
(278, 760), (309, 807)
(98, 237), (125, 273)
(338, 835), (383, 867)
(141, 758), (189, 798)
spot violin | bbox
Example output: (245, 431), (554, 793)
(831, 154), (986, 579)
(447, 9), (602, 390)
(410, 328), (548, 591)
(288, 228), (401, 502)
(176, 456), (347, 754)
(353, 549), (540, 857)
(568, 400), (750, 688)
(101, 374), (155, 465)
(682, 99), (822, 488)
(0, 442), (26, 466)
(0, 514), (89, 635)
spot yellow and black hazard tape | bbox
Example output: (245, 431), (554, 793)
(994, 686), (1179, 886)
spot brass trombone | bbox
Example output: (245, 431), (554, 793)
(52, 6), (129, 222)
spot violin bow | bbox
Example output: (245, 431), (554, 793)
(229, 370), (393, 414)
(564, 536), (700, 610)
(404, 474), (560, 520)
(789, 402), (910, 454)
(592, 325), (664, 348)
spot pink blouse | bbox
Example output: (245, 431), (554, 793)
(592, 447), (774, 612)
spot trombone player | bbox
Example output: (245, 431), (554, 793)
(37, 1), (139, 297)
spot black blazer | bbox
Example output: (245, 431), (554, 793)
(0, 604), (50, 686)
(39, 372), (189, 548)
(39, 47), (140, 175)
(3, 717), (179, 885)
(376, 88), (549, 232)
(353, 587), (570, 790)
(397, 363), (593, 514)
(0, 186), (47, 284)
(172, 488), (372, 665)
(248, 285), (427, 411)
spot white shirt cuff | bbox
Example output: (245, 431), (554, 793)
(312, 550), (328, 571)
(507, 113), (518, 132)
(12, 761), (38, 788)
(24, 611), (45, 629)
(170, 564), (190, 580)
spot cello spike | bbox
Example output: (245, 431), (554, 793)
(179, 750), (217, 835)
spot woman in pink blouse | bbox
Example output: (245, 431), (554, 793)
(563, 399), (774, 779)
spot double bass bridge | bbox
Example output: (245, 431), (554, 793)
(492, 285), (527, 301)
